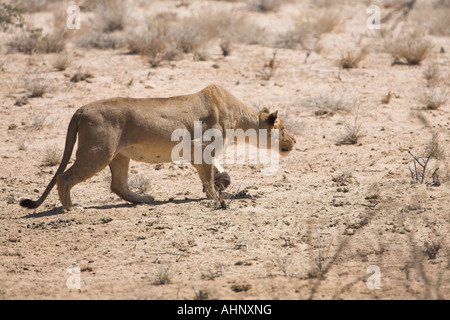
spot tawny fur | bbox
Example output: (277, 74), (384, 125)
(20, 85), (296, 211)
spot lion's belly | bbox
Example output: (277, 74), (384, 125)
(120, 144), (174, 164)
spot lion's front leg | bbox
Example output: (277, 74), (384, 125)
(193, 163), (219, 200)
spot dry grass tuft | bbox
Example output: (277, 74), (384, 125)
(95, 0), (127, 33)
(7, 28), (66, 54)
(339, 48), (367, 69)
(43, 145), (61, 167)
(53, 52), (70, 71)
(258, 49), (278, 80)
(302, 91), (354, 116)
(420, 87), (448, 110)
(386, 30), (433, 65)
(153, 264), (174, 285)
(337, 119), (364, 145)
(129, 174), (152, 195)
(276, 8), (341, 50)
(24, 74), (50, 98)
(425, 132), (445, 161)
(127, 9), (266, 67)
(76, 32), (125, 50)
(423, 62), (441, 87)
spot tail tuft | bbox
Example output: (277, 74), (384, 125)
(20, 199), (39, 209)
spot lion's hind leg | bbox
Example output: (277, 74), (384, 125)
(57, 154), (111, 211)
(109, 153), (154, 204)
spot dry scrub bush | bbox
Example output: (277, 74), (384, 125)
(153, 264), (174, 285)
(337, 117), (364, 145)
(385, 30), (432, 65)
(420, 87), (448, 110)
(0, 3), (24, 31)
(53, 52), (70, 71)
(76, 32), (125, 50)
(24, 74), (50, 98)
(129, 174), (152, 195)
(258, 49), (278, 80)
(302, 91), (354, 116)
(423, 62), (441, 87)
(127, 9), (266, 66)
(95, 0), (127, 33)
(43, 145), (61, 166)
(339, 48), (367, 69)
(425, 132), (445, 161)
(276, 8), (341, 50)
(7, 28), (65, 54)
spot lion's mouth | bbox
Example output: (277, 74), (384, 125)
(281, 147), (293, 153)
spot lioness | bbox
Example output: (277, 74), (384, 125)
(20, 85), (296, 211)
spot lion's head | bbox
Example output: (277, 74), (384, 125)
(259, 108), (296, 157)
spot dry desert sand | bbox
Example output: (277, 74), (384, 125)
(0, 0), (449, 299)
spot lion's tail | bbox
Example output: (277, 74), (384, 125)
(20, 111), (81, 209)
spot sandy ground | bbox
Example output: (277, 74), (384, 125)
(0, 0), (449, 299)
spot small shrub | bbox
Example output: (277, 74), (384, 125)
(53, 52), (70, 71)
(95, 0), (127, 33)
(423, 240), (441, 260)
(423, 62), (441, 87)
(332, 171), (353, 186)
(39, 31), (66, 53)
(129, 174), (152, 194)
(302, 91), (354, 116)
(220, 39), (231, 56)
(339, 48), (367, 69)
(30, 113), (48, 130)
(337, 119), (364, 145)
(76, 32), (125, 50)
(276, 9), (341, 50)
(386, 30), (433, 65)
(425, 132), (445, 160)
(7, 29), (41, 54)
(258, 49), (278, 80)
(7, 28), (66, 54)
(43, 145), (61, 166)
(420, 87), (448, 110)
(24, 74), (49, 98)
(153, 264), (174, 285)
(0, 3), (24, 31)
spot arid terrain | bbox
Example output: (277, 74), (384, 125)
(0, 0), (449, 300)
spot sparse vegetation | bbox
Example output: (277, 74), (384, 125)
(276, 8), (341, 50)
(258, 49), (278, 80)
(339, 48), (367, 69)
(129, 174), (152, 195)
(423, 62), (441, 87)
(53, 52), (70, 71)
(126, 9), (266, 67)
(420, 87), (448, 110)
(302, 91), (354, 116)
(95, 0), (127, 33)
(7, 28), (66, 54)
(337, 116), (364, 145)
(386, 30), (433, 65)
(153, 264), (174, 285)
(24, 74), (50, 98)
(76, 32), (125, 50)
(43, 145), (61, 166)
(0, 3), (24, 31)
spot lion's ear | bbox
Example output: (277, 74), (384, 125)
(268, 110), (279, 125)
(261, 107), (270, 114)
